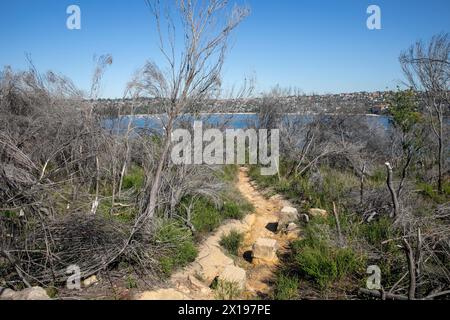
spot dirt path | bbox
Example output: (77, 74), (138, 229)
(135, 168), (294, 300)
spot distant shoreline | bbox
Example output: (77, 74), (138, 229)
(123, 112), (387, 118)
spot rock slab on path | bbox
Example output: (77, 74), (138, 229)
(252, 238), (279, 264)
(135, 288), (190, 300)
(277, 206), (299, 231)
(218, 266), (247, 291)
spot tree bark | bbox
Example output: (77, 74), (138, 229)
(385, 162), (400, 218)
(403, 238), (416, 300)
(358, 288), (408, 300)
(142, 118), (174, 227)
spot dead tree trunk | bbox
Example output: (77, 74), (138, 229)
(385, 162), (400, 218)
(360, 164), (366, 204)
(403, 238), (417, 300)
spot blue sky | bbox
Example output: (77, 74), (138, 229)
(1, 0), (449, 98)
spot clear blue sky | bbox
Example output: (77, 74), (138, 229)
(1, 0), (449, 98)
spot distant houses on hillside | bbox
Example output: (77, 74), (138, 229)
(92, 91), (395, 116)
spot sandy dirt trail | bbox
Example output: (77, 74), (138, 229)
(135, 168), (293, 300)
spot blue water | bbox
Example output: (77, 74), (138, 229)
(105, 113), (392, 132)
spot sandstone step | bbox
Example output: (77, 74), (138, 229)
(252, 238), (279, 264)
(277, 206), (299, 232)
(218, 265), (246, 291)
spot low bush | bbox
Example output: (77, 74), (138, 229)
(273, 274), (299, 300)
(191, 198), (222, 233)
(155, 220), (198, 276)
(292, 224), (364, 290)
(122, 165), (145, 191)
(220, 230), (244, 256)
(214, 280), (242, 300)
(357, 216), (394, 248)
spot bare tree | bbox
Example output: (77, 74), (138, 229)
(129, 0), (250, 232)
(400, 33), (449, 194)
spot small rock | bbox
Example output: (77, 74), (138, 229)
(197, 247), (234, 282)
(285, 223), (301, 239)
(308, 208), (328, 218)
(0, 287), (51, 300)
(252, 238), (278, 263)
(136, 288), (189, 300)
(83, 275), (99, 288)
(218, 266), (246, 291)
(277, 206), (299, 231)
(281, 206), (299, 216)
(286, 222), (298, 232)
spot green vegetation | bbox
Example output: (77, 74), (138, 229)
(250, 144), (449, 300)
(155, 221), (198, 276)
(189, 198), (223, 233)
(154, 166), (252, 275)
(126, 275), (138, 289)
(273, 274), (299, 300)
(389, 89), (422, 133)
(179, 175), (254, 235)
(291, 224), (365, 289)
(121, 165), (145, 191)
(417, 182), (449, 203)
(220, 230), (244, 256)
(214, 280), (243, 300)
(248, 163), (397, 297)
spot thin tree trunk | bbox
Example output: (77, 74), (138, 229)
(143, 118), (174, 227)
(360, 164), (366, 204)
(403, 238), (416, 300)
(438, 119), (443, 193)
(385, 162), (400, 218)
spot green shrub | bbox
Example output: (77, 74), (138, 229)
(214, 280), (242, 300)
(220, 165), (240, 182)
(191, 198), (222, 233)
(155, 221), (198, 276)
(122, 165), (145, 190)
(294, 245), (337, 289)
(444, 182), (450, 196)
(417, 182), (447, 203)
(273, 274), (299, 300)
(0, 210), (17, 218)
(126, 275), (138, 289)
(220, 230), (244, 256)
(335, 248), (363, 278)
(370, 167), (386, 185)
(292, 224), (364, 290)
(358, 217), (393, 248)
(222, 202), (244, 220)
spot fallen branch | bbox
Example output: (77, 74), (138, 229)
(358, 288), (408, 300)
